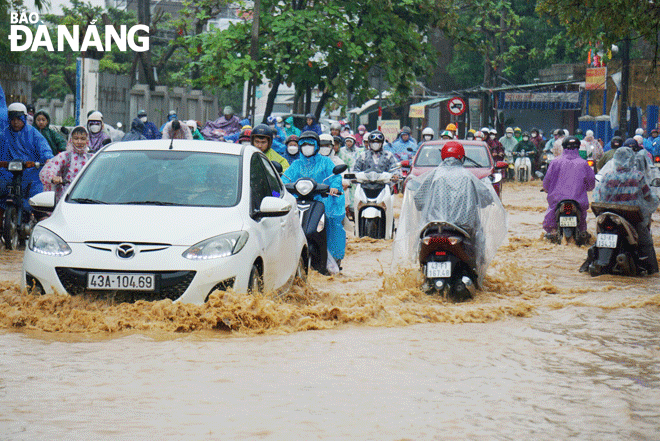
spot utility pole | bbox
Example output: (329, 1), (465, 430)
(246, 0), (261, 124)
(619, 36), (631, 136)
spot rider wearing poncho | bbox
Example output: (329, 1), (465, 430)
(393, 141), (507, 287)
(282, 131), (345, 267)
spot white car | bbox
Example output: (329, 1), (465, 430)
(22, 140), (308, 304)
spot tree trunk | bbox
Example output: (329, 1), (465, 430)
(305, 87), (312, 115)
(619, 36), (631, 136)
(136, 0), (156, 90)
(263, 74), (282, 123)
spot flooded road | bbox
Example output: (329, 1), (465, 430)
(1, 180), (659, 440)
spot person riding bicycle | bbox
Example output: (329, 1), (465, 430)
(0, 103), (54, 217)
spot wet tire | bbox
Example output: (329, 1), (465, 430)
(3, 205), (20, 250)
(365, 218), (378, 239)
(293, 254), (308, 286)
(247, 263), (263, 294)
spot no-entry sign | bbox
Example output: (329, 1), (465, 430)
(447, 97), (466, 116)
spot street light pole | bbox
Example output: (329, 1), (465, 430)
(247, 0), (261, 124)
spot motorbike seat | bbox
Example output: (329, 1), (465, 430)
(591, 202), (643, 224)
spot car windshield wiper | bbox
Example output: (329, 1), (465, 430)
(119, 200), (184, 206)
(70, 198), (108, 204)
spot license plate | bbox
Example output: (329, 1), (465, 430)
(87, 273), (155, 291)
(596, 233), (618, 249)
(426, 261), (451, 278)
(559, 216), (577, 227)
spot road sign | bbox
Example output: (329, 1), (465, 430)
(447, 97), (466, 116)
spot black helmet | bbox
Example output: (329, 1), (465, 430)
(623, 137), (641, 151)
(611, 136), (624, 149)
(562, 136), (580, 150)
(171, 120), (181, 131)
(368, 130), (385, 143)
(251, 124), (273, 139)
(26, 104), (35, 113)
(522, 131), (530, 138)
(137, 109), (147, 117)
(299, 130), (320, 144)
(575, 128), (583, 135)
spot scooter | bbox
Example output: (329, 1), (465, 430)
(345, 168), (398, 239)
(1, 160), (44, 250)
(585, 202), (647, 276)
(514, 150), (534, 182)
(539, 151), (555, 176)
(419, 221), (477, 302)
(284, 164), (346, 274)
(551, 199), (588, 245)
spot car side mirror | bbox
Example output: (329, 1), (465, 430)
(271, 161), (283, 175)
(333, 164), (348, 175)
(29, 191), (56, 210)
(651, 178), (660, 187)
(253, 196), (291, 219)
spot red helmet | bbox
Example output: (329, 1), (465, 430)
(441, 141), (465, 161)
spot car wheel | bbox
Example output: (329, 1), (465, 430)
(294, 253), (308, 286)
(3, 205), (20, 250)
(248, 263), (263, 294)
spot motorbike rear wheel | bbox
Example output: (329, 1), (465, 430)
(365, 218), (379, 239)
(2, 205), (20, 250)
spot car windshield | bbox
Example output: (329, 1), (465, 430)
(67, 150), (241, 207)
(414, 144), (492, 168)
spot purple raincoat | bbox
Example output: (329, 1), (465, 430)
(542, 148), (595, 232)
(201, 115), (242, 141)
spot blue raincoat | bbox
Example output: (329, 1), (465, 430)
(282, 152), (346, 261)
(386, 135), (417, 161)
(0, 115), (54, 211)
(0, 84), (7, 132)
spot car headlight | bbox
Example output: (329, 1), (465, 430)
(182, 231), (249, 260)
(295, 179), (314, 196)
(28, 226), (71, 256)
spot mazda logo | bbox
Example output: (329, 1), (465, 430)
(116, 243), (136, 259)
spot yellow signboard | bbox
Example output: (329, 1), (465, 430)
(586, 67), (607, 90)
(409, 103), (425, 118)
(379, 120), (400, 143)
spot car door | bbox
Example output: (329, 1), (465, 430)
(249, 153), (283, 289)
(258, 155), (299, 288)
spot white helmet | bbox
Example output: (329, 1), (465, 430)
(7, 102), (27, 115)
(505, 127), (514, 134)
(586, 130), (594, 137)
(330, 122), (341, 131)
(635, 128), (644, 136)
(186, 120), (197, 131)
(319, 133), (334, 145)
(480, 127), (490, 134)
(422, 127), (435, 137)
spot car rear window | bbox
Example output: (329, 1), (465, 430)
(67, 150), (242, 207)
(414, 144), (492, 168)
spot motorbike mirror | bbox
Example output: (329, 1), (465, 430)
(333, 164), (348, 175)
(535, 171), (545, 179)
(407, 147), (413, 152)
(271, 161), (284, 175)
(344, 173), (356, 180)
(651, 178), (660, 187)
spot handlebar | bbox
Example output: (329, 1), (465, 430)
(0, 160), (42, 169)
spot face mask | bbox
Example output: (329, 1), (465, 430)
(490, 134), (495, 140)
(523, 137), (529, 141)
(423, 135), (432, 141)
(475, 137), (482, 141)
(285, 124), (291, 128)
(371, 142), (383, 151)
(531, 133), (537, 138)
(287, 144), (299, 155)
(88, 123), (102, 133)
(301, 145), (316, 157)
(506, 133), (513, 138)
(359, 129), (365, 134)
(319, 146), (332, 156)
(140, 116), (147, 123)
(466, 135), (474, 140)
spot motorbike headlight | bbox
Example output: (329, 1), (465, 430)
(8, 161), (23, 171)
(183, 231), (249, 260)
(490, 173), (502, 184)
(28, 226), (71, 256)
(317, 214), (325, 232)
(295, 179), (314, 196)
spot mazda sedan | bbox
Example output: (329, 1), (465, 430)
(404, 140), (506, 197)
(22, 140), (308, 304)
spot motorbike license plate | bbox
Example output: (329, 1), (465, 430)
(596, 234), (618, 249)
(426, 261), (451, 278)
(559, 216), (577, 227)
(87, 273), (155, 291)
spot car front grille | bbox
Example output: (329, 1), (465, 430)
(55, 267), (196, 302)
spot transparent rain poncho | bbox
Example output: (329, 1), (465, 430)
(593, 147), (659, 225)
(392, 158), (508, 287)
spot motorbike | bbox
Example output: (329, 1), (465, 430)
(586, 202), (647, 276)
(344, 168), (398, 239)
(504, 152), (515, 181)
(419, 221), (477, 302)
(513, 150), (534, 182)
(0, 160), (44, 250)
(548, 199), (588, 245)
(284, 164), (346, 275)
(539, 151), (555, 176)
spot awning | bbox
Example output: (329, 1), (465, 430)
(409, 96), (452, 118)
(348, 99), (379, 115)
(496, 91), (583, 110)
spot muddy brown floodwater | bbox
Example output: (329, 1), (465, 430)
(1, 180), (658, 440)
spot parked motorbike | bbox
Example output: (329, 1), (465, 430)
(284, 164), (346, 274)
(586, 202), (647, 276)
(419, 221), (477, 302)
(0, 160), (44, 250)
(344, 168), (398, 239)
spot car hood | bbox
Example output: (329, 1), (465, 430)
(42, 204), (246, 246)
(410, 166), (492, 180)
